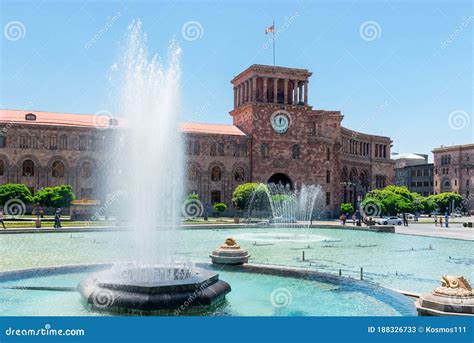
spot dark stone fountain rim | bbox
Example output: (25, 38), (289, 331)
(0, 262), (417, 316)
(90, 267), (219, 294)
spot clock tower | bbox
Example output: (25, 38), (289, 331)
(230, 64), (344, 200)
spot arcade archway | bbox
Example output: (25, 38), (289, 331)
(268, 173), (293, 189)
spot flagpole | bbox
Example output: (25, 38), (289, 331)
(272, 21), (276, 66)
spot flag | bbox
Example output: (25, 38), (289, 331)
(265, 25), (274, 34)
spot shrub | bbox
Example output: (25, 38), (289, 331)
(34, 185), (75, 208)
(232, 183), (270, 211)
(340, 203), (354, 215)
(0, 184), (33, 205)
(213, 203), (227, 213)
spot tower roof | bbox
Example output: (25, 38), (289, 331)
(231, 64), (312, 85)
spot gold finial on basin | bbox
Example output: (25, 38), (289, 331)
(433, 275), (473, 297)
(221, 237), (240, 249)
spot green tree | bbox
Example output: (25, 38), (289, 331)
(429, 192), (463, 213)
(213, 202), (227, 213)
(232, 183), (270, 211)
(340, 203), (354, 215)
(34, 185), (75, 208)
(0, 184), (33, 205)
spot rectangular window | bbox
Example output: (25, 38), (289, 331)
(217, 143), (224, 156)
(211, 190), (221, 204)
(49, 135), (57, 150)
(326, 170), (331, 183)
(0, 135), (5, 148)
(325, 192), (330, 206)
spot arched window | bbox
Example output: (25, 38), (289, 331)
(349, 168), (358, 183)
(0, 159), (4, 176)
(59, 135), (68, 150)
(211, 166), (222, 182)
(291, 144), (300, 159)
(341, 166), (348, 182)
(260, 144), (269, 159)
(52, 161), (65, 178)
(22, 160), (34, 176)
(234, 167), (245, 182)
(80, 161), (92, 178)
(209, 142), (217, 156)
(360, 170), (369, 188)
(188, 165), (198, 181)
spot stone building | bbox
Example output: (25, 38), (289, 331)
(433, 143), (474, 212)
(0, 64), (394, 217)
(393, 153), (434, 196)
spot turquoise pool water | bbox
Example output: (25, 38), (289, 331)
(1, 227), (472, 294)
(0, 267), (416, 316)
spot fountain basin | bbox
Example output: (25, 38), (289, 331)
(78, 266), (231, 313)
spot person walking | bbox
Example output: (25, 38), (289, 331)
(402, 213), (408, 226)
(439, 216), (443, 228)
(339, 213), (346, 226)
(352, 213), (356, 226)
(434, 217), (438, 227)
(54, 208), (62, 228)
(445, 213), (449, 228)
(0, 209), (6, 229)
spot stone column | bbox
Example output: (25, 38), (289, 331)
(273, 78), (278, 103)
(293, 81), (298, 104)
(243, 82), (247, 104)
(252, 76), (257, 102)
(263, 77), (268, 102)
(283, 79), (288, 104)
(233, 87), (237, 108)
(304, 81), (308, 105)
(298, 82), (303, 104)
(246, 80), (250, 102)
(236, 85), (240, 107)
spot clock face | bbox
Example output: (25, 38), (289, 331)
(271, 112), (290, 134)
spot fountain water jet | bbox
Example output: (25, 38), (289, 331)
(79, 20), (230, 313)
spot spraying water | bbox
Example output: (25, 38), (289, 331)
(108, 20), (185, 274)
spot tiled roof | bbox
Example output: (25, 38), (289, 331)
(0, 109), (246, 136)
(180, 122), (246, 136)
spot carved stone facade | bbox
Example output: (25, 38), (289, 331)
(433, 143), (474, 212)
(230, 65), (394, 216)
(0, 64), (395, 217)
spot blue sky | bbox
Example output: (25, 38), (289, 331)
(1, 0), (472, 158)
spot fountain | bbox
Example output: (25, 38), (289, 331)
(78, 20), (230, 314)
(246, 183), (323, 227)
(210, 238), (250, 265)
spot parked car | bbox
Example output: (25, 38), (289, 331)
(376, 216), (402, 225)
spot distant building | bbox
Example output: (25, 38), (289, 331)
(433, 144), (474, 212)
(392, 153), (433, 196)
